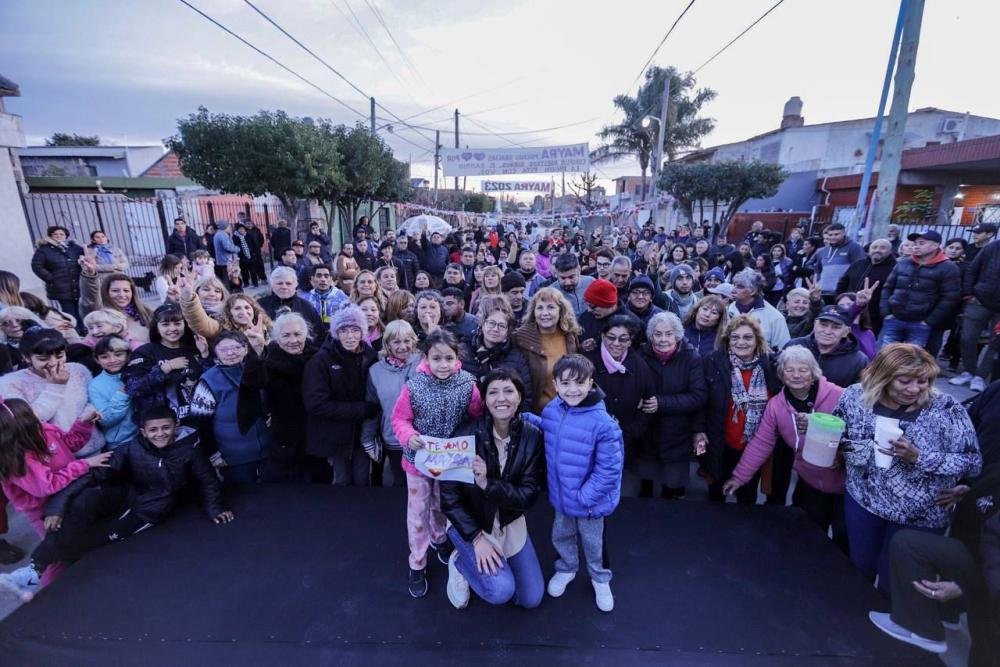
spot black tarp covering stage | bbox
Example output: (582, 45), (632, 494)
(0, 485), (931, 665)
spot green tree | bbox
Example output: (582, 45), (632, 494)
(592, 66), (715, 200)
(659, 160), (787, 239)
(893, 188), (935, 223)
(166, 107), (343, 223)
(45, 133), (100, 146)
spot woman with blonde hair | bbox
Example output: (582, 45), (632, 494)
(362, 318), (421, 487)
(357, 295), (385, 354)
(695, 314), (782, 504)
(833, 343), (981, 593)
(79, 257), (152, 344)
(682, 294), (729, 357)
(469, 265), (504, 316)
(513, 287), (580, 413)
(384, 290), (415, 324)
(351, 270), (386, 310)
(82, 308), (141, 350)
(0, 271), (23, 309)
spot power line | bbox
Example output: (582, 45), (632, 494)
(363, 0), (427, 87)
(330, 0), (416, 100)
(240, 0), (435, 145)
(176, 0), (368, 119)
(463, 116), (531, 148)
(626, 0), (697, 92)
(375, 116), (599, 136)
(694, 0), (787, 73)
(372, 77), (528, 131)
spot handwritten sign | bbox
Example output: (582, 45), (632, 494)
(414, 435), (476, 484)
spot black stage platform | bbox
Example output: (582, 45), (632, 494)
(0, 486), (933, 665)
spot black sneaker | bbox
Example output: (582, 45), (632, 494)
(408, 568), (428, 598)
(0, 540), (25, 565)
(430, 540), (454, 566)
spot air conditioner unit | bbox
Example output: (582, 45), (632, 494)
(941, 118), (964, 134)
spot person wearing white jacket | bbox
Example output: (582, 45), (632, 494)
(727, 268), (791, 352)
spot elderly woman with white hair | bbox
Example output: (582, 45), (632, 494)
(242, 312), (321, 483)
(302, 304), (379, 485)
(257, 266), (325, 342)
(723, 345), (849, 551)
(727, 268), (790, 351)
(635, 311), (708, 499)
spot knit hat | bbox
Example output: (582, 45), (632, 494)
(584, 279), (618, 308)
(500, 271), (526, 292)
(704, 267), (725, 283)
(329, 304), (368, 336)
(668, 265), (695, 287)
(627, 275), (655, 294)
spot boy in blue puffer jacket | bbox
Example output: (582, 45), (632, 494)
(525, 354), (623, 612)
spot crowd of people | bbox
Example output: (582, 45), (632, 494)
(0, 213), (998, 660)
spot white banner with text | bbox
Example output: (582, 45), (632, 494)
(441, 143), (590, 176)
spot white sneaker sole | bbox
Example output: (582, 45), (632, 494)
(547, 574), (576, 597)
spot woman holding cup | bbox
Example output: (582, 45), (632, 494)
(832, 343), (981, 593)
(723, 346), (847, 551)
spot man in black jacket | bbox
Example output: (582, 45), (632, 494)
(166, 218), (203, 259)
(953, 237), (1000, 392)
(786, 306), (869, 388)
(836, 238), (896, 336)
(394, 234), (421, 290)
(0, 407), (232, 602)
(257, 266), (326, 341)
(879, 230), (960, 349)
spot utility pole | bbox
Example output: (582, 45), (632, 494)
(370, 97), (376, 136)
(852, 0), (908, 241)
(454, 109), (460, 191)
(651, 74), (671, 229)
(434, 130), (441, 205)
(870, 0), (925, 241)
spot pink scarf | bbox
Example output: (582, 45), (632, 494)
(600, 343), (627, 374)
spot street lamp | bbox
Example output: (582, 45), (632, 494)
(640, 115), (659, 131)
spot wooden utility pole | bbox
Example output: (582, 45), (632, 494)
(870, 0), (924, 240)
(453, 109), (460, 191)
(434, 130), (441, 205)
(370, 97), (376, 136)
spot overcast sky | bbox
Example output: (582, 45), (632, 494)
(3, 0), (998, 192)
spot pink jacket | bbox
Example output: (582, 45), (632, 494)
(731, 377), (846, 495)
(391, 361), (483, 478)
(1, 421), (93, 535)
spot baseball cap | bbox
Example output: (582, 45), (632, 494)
(292, 240), (304, 247)
(971, 223), (998, 235)
(816, 305), (852, 327)
(907, 229), (942, 243)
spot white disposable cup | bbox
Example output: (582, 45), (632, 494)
(873, 416), (903, 469)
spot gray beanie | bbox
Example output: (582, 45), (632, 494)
(329, 304), (368, 336)
(668, 264), (695, 287)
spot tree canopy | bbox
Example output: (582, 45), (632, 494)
(45, 133), (100, 146)
(659, 160), (787, 239)
(592, 66), (716, 199)
(166, 107), (411, 236)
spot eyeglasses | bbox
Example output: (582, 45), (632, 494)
(483, 320), (509, 331)
(596, 261), (611, 268)
(603, 334), (631, 344)
(215, 345), (247, 355)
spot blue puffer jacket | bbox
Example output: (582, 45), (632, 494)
(525, 387), (624, 518)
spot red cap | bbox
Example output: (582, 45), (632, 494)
(584, 279), (618, 309)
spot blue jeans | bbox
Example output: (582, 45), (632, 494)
(447, 527), (544, 608)
(844, 493), (943, 596)
(878, 317), (930, 348)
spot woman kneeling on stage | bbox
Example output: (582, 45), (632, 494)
(439, 368), (545, 610)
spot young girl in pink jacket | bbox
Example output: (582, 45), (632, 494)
(0, 397), (110, 597)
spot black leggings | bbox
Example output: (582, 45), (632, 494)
(32, 486), (152, 572)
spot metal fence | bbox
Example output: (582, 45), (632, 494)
(22, 193), (289, 286)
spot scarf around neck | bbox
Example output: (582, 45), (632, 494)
(93, 244), (114, 265)
(600, 342), (627, 374)
(728, 351), (769, 445)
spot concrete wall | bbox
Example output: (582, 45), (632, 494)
(0, 109), (44, 295)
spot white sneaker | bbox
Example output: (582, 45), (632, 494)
(948, 372), (973, 386)
(0, 566), (40, 602)
(969, 376), (987, 393)
(868, 611), (946, 654)
(592, 580), (614, 612)
(446, 550), (469, 609)
(546, 571), (576, 597)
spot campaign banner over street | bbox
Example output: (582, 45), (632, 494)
(482, 180), (552, 193)
(441, 143), (589, 176)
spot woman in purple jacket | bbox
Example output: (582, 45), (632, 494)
(723, 345), (848, 552)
